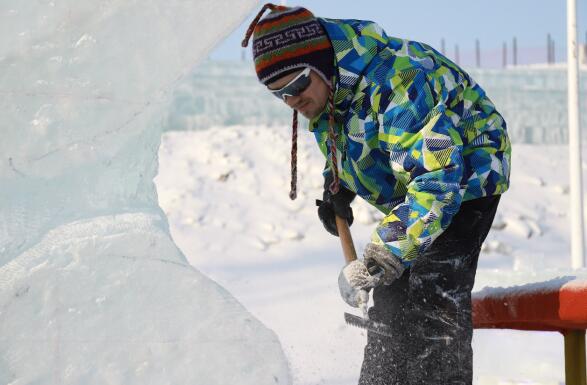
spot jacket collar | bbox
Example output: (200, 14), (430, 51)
(308, 18), (389, 132)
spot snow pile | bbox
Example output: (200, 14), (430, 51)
(475, 271), (587, 299)
(157, 126), (587, 385)
(165, 60), (587, 145)
(0, 1), (292, 384)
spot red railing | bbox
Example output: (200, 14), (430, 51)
(473, 279), (587, 385)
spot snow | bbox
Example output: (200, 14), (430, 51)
(0, 1), (293, 384)
(3, 1), (587, 382)
(475, 272), (587, 300)
(156, 125), (587, 385)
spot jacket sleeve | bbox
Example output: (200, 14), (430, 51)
(372, 69), (465, 265)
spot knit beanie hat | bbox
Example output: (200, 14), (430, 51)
(242, 3), (340, 200)
(243, 5), (334, 87)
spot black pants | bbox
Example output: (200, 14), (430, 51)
(358, 195), (500, 385)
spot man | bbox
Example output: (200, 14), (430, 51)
(242, 4), (510, 385)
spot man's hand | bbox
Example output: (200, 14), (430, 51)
(338, 259), (382, 309)
(316, 172), (356, 236)
(338, 244), (406, 309)
(363, 243), (406, 285)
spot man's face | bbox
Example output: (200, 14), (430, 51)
(267, 69), (330, 120)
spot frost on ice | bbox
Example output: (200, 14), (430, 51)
(0, 1), (291, 384)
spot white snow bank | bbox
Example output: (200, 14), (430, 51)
(156, 128), (587, 385)
(474, 269), (587, 300)
(0, 1), (292, 384)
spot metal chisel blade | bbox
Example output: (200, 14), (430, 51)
(344, 312), (394, 338)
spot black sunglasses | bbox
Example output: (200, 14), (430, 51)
(269, 68), (312, 100)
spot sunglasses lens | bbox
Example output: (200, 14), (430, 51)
(271, 70), (311, 100)
(287, 76), (311, 96)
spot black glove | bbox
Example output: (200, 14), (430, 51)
(315, 172), (356, 236)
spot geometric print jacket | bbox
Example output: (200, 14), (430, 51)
(308, 18), (511, 266)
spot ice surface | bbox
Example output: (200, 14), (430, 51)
(470, 66), (587, 144)
(167, 60), (294, 130)
(165, 60), (587, 145)
(0, 1), (292, 384)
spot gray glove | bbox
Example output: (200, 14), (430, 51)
(363, 243), (406, 285)
(338, 259), (383, 309)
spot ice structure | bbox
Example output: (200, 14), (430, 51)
(0, 1), (291, 384)
(167, 61), (587, 145)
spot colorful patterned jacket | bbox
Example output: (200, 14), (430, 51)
(309, 18), (511, 265)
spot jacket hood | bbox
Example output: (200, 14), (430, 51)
(316, 18), (391, 121)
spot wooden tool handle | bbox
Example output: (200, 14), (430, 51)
(335, 215), (358, 264)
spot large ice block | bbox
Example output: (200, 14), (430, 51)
(0, 1), (291, 384)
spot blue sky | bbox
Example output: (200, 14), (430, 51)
(210, 0), (587, 67)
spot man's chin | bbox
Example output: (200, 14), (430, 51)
(298, 108), (318, 120)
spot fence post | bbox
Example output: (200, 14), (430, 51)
(564, 330), (586, 385)
(513, 37), (518, 66)
(567, 0), (585, 269)
(548, 33), (552, 64)
(475, 39), (481, 68)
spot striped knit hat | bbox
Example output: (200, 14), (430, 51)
(242, 4), (334, 87)
(242, 4), (340, 200)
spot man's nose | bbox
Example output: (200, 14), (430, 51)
(284, 95), (300, 108)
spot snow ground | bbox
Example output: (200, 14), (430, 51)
(156, 125), (587, 385)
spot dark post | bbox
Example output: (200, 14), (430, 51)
(503, 41), (507, 68)
(547, 33), (552, 64)
(512, 37), (518, 66)
(476, 39), (481, 68)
